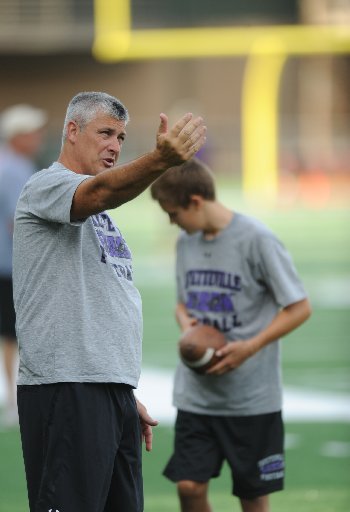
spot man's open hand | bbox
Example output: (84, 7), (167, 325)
(156, 112), (207, 168)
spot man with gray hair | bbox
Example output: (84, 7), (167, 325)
(13, 91), (207, 512)
(0, 104), (47, 428)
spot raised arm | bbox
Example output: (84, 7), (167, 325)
(71, 113), (206, 220)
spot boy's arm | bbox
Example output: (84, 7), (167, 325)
(206, 297), (312, 375)
(175, 302), (199, 332)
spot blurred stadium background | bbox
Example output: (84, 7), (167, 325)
(0, 1), (349, 511)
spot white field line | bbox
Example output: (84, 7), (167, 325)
(1, 362), (349, 423)
(135, 368), (350, 424)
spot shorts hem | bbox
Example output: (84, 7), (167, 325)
(163, 469), (219, 484)
(234, 483), (284, 500)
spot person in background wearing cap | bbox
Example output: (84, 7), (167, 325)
(0, 104), (47, 427)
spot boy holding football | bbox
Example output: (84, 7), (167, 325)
(150, 157), (311, 512)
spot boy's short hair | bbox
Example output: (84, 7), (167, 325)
(150, 157), (216, 208)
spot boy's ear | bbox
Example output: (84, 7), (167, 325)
(189, 195), (204, 209)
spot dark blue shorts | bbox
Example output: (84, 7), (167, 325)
(164, 409), (284, 500)
(17, 382), (143, 512)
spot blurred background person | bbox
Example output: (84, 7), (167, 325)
(0, 104), (47, 428)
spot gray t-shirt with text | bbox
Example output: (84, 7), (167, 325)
(13, 162), (143, 387)
(174, 212), (307, 416)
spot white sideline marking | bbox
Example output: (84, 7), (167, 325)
(320, 441), (350, 458)
(1, 363), (350, 423)
(135, 368), (350, 424)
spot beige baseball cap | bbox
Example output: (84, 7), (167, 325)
(0, 104), (48, 140)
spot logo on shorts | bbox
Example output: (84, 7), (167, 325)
(48, 509), (59, 512)
(258, 454), (284, 481)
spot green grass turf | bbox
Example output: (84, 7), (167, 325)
(0, 422), (349, 512)
(0, 428), (26, 512)
(144, 490), (349, 512)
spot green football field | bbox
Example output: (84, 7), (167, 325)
(0, 422), (349, 512)
(0, 183), (349, 511)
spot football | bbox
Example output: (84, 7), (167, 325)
(178, 324), (226, 374)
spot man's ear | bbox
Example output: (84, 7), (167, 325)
(66, 120), (79, 143)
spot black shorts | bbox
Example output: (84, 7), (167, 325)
(0, 276), (16, 338)
(163, 409), (284, 500)
(17, 382), (143, 512)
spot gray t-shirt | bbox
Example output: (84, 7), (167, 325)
(13, 162), (143, 387)
(174, 212), (307, 416)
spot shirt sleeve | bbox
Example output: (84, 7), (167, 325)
(254, 232), (307, 308)
(24, 167), (91, 225)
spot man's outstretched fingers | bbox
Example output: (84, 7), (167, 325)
(170, 113), (194, 137)
(155, 112), (206, 166)
(183, 125), (207, 150)
(179, 116), (205, 140)
(183, 129), (207, 159)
